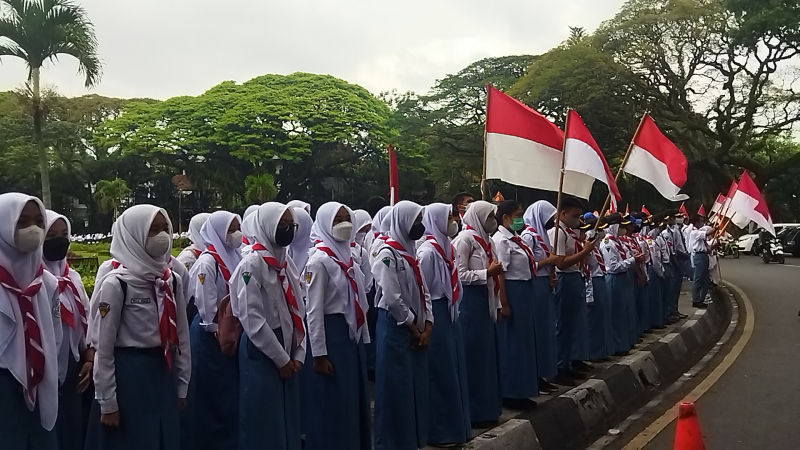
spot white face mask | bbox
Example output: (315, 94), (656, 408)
(355, 230), (368, 245)
(15, 225), (44, 253)
(447, 220), (459, 237)
(145, 231), (171, 258)
(484, 218), (498, 234)
(676, 218), (684, 225)
(226, 231), (243, 248)
(331, 221), (353, 242)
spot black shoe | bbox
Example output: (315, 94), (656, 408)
(538, 379), (559, 393)
(678, 312), (689, 319)
(563, 368), (586, 380)
(503, 398), (537, 410)
(551, 373), (578, 387)
(471, 421), (498, 429)
(614, 351), (630, 356)
(572, 361), (592, 372)
(692, 302), (707, 309)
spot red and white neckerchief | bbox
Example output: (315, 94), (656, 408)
(57, 264), (87, 335)
(509, 233), (537, 277)
(252, 243), (305, 351)
(0, 265), (45, 402)
(592, 246), (606, 274)
(607, 236), (627, 257)
(425, 236), (460, 306)
(564, 228), (590, 279)
(385, 239), (428, 324)
(190, 248), (202, 259)
(153, 269), (179, 368)
(465, 225), (501, 297)
(314, 244), (366, 334)
(525, 226), (551, 257)
(206, 245), (232, 282)
(242, 236), (250, 245)
(110, 260), (122, 270)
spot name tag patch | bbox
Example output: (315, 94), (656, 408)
(129, 298), (151, 305)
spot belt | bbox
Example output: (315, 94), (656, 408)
(115, 347), (163, 357)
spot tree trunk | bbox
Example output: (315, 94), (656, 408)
(32, 67), (52, 209)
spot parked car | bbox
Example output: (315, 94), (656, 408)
(780, 227), (800, 257)
(737, 234), (759, 254)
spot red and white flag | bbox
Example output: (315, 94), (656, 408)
(698, 204), (706, 216)
(679, 202), (689, 217)
(563, 109), (621, 206)
(722, 181), (739, 219)
(484, 86), (595, 199)
(710, 194), (725, 215)
(728, 172), (774, 235)
(642, 205), (651, 215)
(388, 144), (398, 205)
(624, 115), (689, 201)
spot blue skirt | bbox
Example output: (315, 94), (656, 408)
(0, 368), (56, 450)
(636, 280), (650, 334)
(302, 314), (371, 450)
(85, 347), (180, 450)
(532, 277), (558, 379)
(555, 272), (588, 367)
(497, 279), (539, 399)
(239, 331), (301, 450)
(56, 353), (84, 450)
(458, 285), (501, 424)
(189, 316), (239, 450)
(647, 267), (664, 328)
(606, 273), (633, 353)
(374, 308), (429, 450)
(588, 276), (610, 361)
(427, 298), (471, 445)
(365, 287), (377, 372)
(626, 270), (640, 346)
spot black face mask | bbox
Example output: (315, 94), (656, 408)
(408, 223), (426, 240)
(43, 236), (70, 262)
(275, 226), (295, 247)
(545, 216), (556, 230)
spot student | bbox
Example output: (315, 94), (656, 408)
(176, 213), (211, 272)
(351, 209), (373, 289)
(365, 206), (390, 255)
(453, 200), (505, 428)
(0, 194), (61, 450)
(372, 200), (432, 450)
(628, 215), (650, 335)
(231, 203), (306, 450)
(287, 207), (313, 272)
(548, 197), (596, 384)
(688, 215), (715, 309)
(87, 205), (191, 450)
(492, 200), (539, 408)
(303, 202), (371, 450)
(521, 201), (561, 390)
(368, 206), (393, 264)
(365, 205), (391, 375)
(647, 216), (668, 329)
(240, 211), (258, 256)
(418, 203), (470, 446)
(43, 211), (93, 450)
(582, 218), (612, 361)
(187, 211), (242, 450)
(452, 192), (474, 234)
(287, 200), (312, 216)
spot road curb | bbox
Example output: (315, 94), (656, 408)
(469, 285), (733, 450)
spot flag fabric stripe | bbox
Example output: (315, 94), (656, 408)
(729, 172), (774, 235)
(625, 144), (689, 201)
(388, 144), (398, 205)
(631, 115), (688, 187)
(563, 110), (621, 202)
(485, 85), (563, 149)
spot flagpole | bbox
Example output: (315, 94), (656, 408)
(553, 109), (571, 255)
(594, 111), (649, 230)
(714, 177), (740, 238)
(481, 83), (490, 201)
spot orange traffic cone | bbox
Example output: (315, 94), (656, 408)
(674, 402), (705, 450)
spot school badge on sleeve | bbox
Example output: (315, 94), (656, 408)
(382, 257), (392, 267)
(198, 273), (205, 284)
(98, 302), (110, 318)
(305, 272), (312, 284)
(242, 272), (252, 285)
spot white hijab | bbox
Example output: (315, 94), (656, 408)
(387, 201), (424, 254)
(252, 202), (293, 265)
(287, 200), (311, 215)
(200, 211), (242, 273)
(288, 207), (313, 270)
(243, 205), (260, 219)
(353, 209), (372, 237)
(43, 210), (71, 277)
(372, 206), (392, 236)
(607, 224), (621, 239)
(422, 203), (452, 260)
(109, 205), (173, 281)
(461, 200), (496, 245)
(524, 200), (556, 250)
(241, 212), (258, 245)
(311, 202), (355, 263)
(188, 213), (211, 251)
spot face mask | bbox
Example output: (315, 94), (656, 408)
(676, 218), (684, 225)
(545, 216), (556, 230)
(509, 217), (525, 232)
(332, 222), (353, 242)
(43, 236), (70, 261)
(275, 225), (295, 247)
(484, 218), (498, 234)
(145, 231), (171, 258)
(409, 223), (425, 240)
(355, 230), (367, 244)
(226, 231), (243, 248)
(447, 220), (459, 237)
(15, 225), (44, 254)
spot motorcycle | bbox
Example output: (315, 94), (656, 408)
(719, 241), (740, 259)
(762, 238), (786, 264)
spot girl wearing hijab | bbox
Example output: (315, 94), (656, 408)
(303, 202), (371, 450)
(287, 207), (313, 273)
(366, 206), (391, 259)
(231, 203), (306, 450)
(372, 201), (433, 450)
(492, 200), (540, 407)
(365, 205), (391, 374)
(648, 218), (668, 329)
(177, 213), (211, 272)
(187, 211), (242, 450)
(287, 200), (311, 216)
(520, 201), (561, 391)
(453, 200), (505, 428)
(86, 205), (191, 450)
(352, 210), (373, 288)
(43, 211), (92, 450)
(417, 203), (470, 446)
(582, 219), (613, 361)
(0, 194), (61, 450)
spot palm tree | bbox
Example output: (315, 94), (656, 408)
(245, 173), (278, 203)
(94, 178), (130, 221)
(0, 0), (102, 208)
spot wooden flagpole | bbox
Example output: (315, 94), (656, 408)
(553, 109), (571, 255)
(481, 83), (491, 201)
(714, 177), (740, 238)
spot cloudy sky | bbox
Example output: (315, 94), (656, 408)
(0, 0), (627, 100)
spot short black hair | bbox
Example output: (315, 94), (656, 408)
(367, 196), (389, 217)
(690, 214), (705, 226)
(496, 200), (521, 223)
(453, 192), (474, 206)
(560, 196), (584, 213)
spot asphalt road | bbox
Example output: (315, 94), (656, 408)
(644, 256), (800, 449)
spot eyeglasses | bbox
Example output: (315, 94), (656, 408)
(277, 223), (298, 232)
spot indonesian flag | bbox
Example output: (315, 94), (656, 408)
(484, 86), (595, 199)
(722, 181), (739, 219)
(642, 205), (650, 215)
(563, 109), (621, 206)
(728, 171), (775, 236)
(698, 204), (706, 216)
(623, 115), (689, 201)
(679, 202), (689, 217)
(388, 144), (398, 205)
(710, 194), (725, 215)
(625, 204), (629, 215)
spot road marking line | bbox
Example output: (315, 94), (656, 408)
(621, 281), (754, 449)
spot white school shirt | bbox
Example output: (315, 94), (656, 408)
(304, 249), (370, 358)
(176, 247), (202, 272)
(601, 236), (636, 274)
(549, 225), (580, 274)
(417, 239), (463, 323)
(452, 232), (500, 321)
(52, 267), (90, 382)
(689, 226), (713, 253)
(586, 247), (605, 279)
(188, 253), (230, 333)
(230, 252), (307, 369)
(95, 257), (190, 306)
(661, 229), (676, 257)
(492, 226), (534, 281)
(91, 271), (191, 414)
(371, 243), (433, 331)
(520, 228), (551, 278)
(671, 225), (688, 255)
(648, 236), (665, 278)
(352, 243), (373, 288)
(0, 271), (61, 431)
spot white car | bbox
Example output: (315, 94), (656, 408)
(737, 234), (759, 254)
